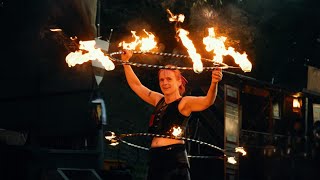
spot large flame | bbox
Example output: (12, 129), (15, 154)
(167, 9), (204, 73)
(203, 28), (252, 72)
(65, 40), (115, 71)
(119, 29), (157, 51)
(168, 9), (252, 73)
(177, 29), (203, 73)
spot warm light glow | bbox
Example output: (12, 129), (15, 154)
(140, 29), (158, 51)
(168, 10), (252, 73)
(65, 40), (115, 71)
(227, 157), (237, 164)
(171, 126), (183, 137)
(203, 28), (252, 72)
(167, 10), (203, 73)
(235, 147), (247, 156)
(293, 98), (301, 108)
(167, 9), (185, 23)
(177, 28), (203, 73)
(119, 29), (158, 51)
(70, 36), (78, 40)
(104, 131), (119, 146)
(119, 31), (140, 50)
(105, 132), (116, 141)
(50, 28), (62, 32)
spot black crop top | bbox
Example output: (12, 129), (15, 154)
(148, 97), (190, 137)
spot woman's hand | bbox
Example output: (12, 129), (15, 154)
(121, 49), (133, 62)
(212, 68), (223, 83)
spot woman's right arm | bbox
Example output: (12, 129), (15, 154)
(121, 50), (163, 106)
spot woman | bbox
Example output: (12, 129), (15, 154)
(121, 49), (223, 180)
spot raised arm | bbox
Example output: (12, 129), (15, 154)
(121, 50), (163, 106)
(179, 68), (222, 116)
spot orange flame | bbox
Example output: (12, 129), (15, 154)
(167, 10), (203, 73)
(203, 28), (252, 72)
(119, 29), (157, 51)
(65, 40), (115, 71)
(119, 31), (140, 50)
(167, 9), (185, 23)
(177, 28), (203, 73)
(140, 29), (157, 51)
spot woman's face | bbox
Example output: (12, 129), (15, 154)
(159, 70), (181, 95)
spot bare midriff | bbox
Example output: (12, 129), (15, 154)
(150, 137), (184, 148)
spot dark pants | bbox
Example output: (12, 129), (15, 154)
(147, 144), (191, 180)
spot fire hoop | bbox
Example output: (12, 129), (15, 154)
(108, 51), (236, 71)
(105, 131), (246, 161)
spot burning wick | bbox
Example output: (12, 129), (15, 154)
(227, 157), (237, 164)
(104, 131), (119, 146)
(50, 28), (62, 32)
(235, 147), (247, 156)
(171, 126), (183, 137)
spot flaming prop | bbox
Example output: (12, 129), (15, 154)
(171, 126), (183, 137)
(65, 40), (115, 71)
(177, 29), (204, 73)
(65, 9), (252, 74)
(203, 28), (252, 72)
(167, 9), (252, 73)
(167, 9), (185, 23)
(119, 29), (158, 51)
(103, 131), (246, 164)
(235, 146), (247, 156)
(227, 157), (237, 164)
(104, 131), (119, 146)
(167, 9), (204, 73)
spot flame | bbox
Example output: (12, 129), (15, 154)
(227, 157), (237, 164)
(50, 28), (62, 32)
(119, 31), (140, 50)
(167, 10), (203, 73)
(177, 28), (203, 73)
(105, 131), (116, 141)
(119, 29), (157, 51)
(140, 29), (157, 51)
(171, 126), (183, 137)
(104, 131), (119, 146)
(167, 9), (185, 23)
(235, 147), (247, 156)
(293, 98), (300, 108)
(203, 28), (252, 72)
(65, 40), (115, 71)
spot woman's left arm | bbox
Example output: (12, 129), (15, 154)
(179, 68), (222, 116)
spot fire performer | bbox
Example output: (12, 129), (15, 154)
(121, 49), (223, 180)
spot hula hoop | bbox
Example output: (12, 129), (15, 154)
(106, 132), (236, 159)
(108, 51), (239, 71)
(118, 132), (225, 152)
